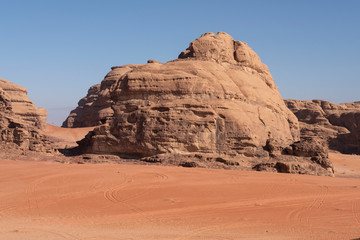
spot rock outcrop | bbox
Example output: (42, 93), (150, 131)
(0, 79), (51, 152)
(77, 32), (299, 157)
(285, 99), (360, 154)
(68, 32), (333, 175)
(62, 65), (141, 128)
(0, 79), (47, 130)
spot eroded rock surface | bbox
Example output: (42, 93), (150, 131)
(78, 32), (299, 157)
(0, 79), (52, 152)
(69, 32), (333, 176)
(62, 65), (141, 128)
(0, 79), (47, 130)
(285, 99), (360, 154)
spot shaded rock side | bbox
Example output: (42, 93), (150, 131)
(0, 79), (47, 130)
(285, 99), (360, 154)
(62, 65), (141, 128)
(78, 32), (300, 159)
(0, 80), (52, 152)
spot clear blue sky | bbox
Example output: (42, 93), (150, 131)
(1, 0), (360, 125)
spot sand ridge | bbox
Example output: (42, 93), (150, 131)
(0, 154), (360, 239)
(44, 124), (94, 148)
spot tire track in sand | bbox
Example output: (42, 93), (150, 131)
(352, 199), (360, 225)
(26, 173), (67, 218)
(303, 185), (328, 225)
(102, 171), (168, 224)
(286, 184), (328, 229)
(102, 171), (130, 203)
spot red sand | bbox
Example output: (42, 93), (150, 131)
(1, 152), (360, 239)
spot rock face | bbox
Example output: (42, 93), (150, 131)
(285, 99), (360, 154)
(77, 32), (299, 158)
(0, 79), (51, 151)
(0, 79), (47, 130)
(70, 32), (333, 175)
(62, 65), (141, 128)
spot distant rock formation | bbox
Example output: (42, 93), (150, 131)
(0, 79), (51, 151)
(0, 79), (47, 130)
(66, 32), (334, 175)
(285, 99), (360, 154)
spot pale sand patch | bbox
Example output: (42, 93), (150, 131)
(0, 153), (360, 240)
(330, 152), (360, 178)
(44, 124), (94, 148)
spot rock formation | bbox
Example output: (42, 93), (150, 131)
(285, 99), (360, 154)
(66, 32), (334, 175)
(0, 79), (51, 152)
(62, 65), (141, 128)
(76, 32), (299, 155)
(0, 79), (47, 130)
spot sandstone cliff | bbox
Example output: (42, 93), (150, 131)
(68, 32), (333, 175)
(285, 99), (360, 154)
(77, 33), (299, 156)
(0, 79), (47, 130)
(0, 79), (51, 152)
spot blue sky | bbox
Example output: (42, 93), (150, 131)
(1, 0), (360, 125)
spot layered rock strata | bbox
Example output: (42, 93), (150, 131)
(0, 79), (47, 130)
(69, 32), (333, 175)
(62, 65), (141, 128)
(78, 33), (299, 156)
(0, 79), (51, 152)
(285, 99), (360, 154)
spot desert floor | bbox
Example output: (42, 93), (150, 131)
(0, 151), (359, 240)
(45, 124), (95, 148)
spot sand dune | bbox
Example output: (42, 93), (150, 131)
(44, 124), (94, 148)
(45, 124), (94, 142)
(1, 154), (360, 240)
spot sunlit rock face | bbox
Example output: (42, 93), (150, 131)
(0, 79), (47, 130)
(77, 32), (300, 158)
(0, 79), (51, 151)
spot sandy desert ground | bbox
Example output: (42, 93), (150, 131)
(0, 126), (359, 240)
(45, 124), (95, 148)
(0, 152), (359, 240)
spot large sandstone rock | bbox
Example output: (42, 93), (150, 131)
(69, 32), (335, 175)
(285, 99), (360, 154)
(0, 79), (47, 130)
(0, 79), (51, 152)
(78, 32), (300, 159)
